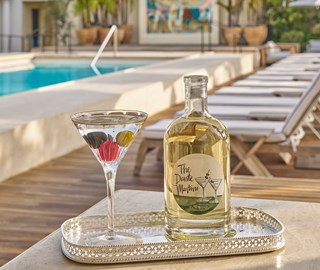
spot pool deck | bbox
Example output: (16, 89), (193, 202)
(0, 51), (257, 182)
(1, 101), (320, 266)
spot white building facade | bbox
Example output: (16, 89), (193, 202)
(0, 0), (47, 52)
(0, 0), (23, 52)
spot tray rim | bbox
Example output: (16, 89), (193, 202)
(61, 237), (285, 265)
(61, 207), (286, 264)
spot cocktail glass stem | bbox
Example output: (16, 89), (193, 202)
(71, 110), (148, 245)
(214, 190), (218, 203)
(103, 164), (117, 239)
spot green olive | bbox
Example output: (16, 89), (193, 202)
(116, 131), (134, 147)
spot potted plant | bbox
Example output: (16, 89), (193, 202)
(217, 0), (245, 46)
(243, 0), (268, 46)
(45, 0), (73, 46)
(96, 0), (114, 44)
(96, 0), (127, 44)
(74, 0), (98, 45)
(118, 0), (135, 44)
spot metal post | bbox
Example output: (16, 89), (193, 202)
(200, 21), (204, 53)
(21, 36), (25, 52)
(8, 35), (11, 52)
(55, 30), (58, 53)
(68, 23), (72, 53)
(41, 34), (45, 52)
(29, 35), (32, 51)
(208, 20), (212, 51)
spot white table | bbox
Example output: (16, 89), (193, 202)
(2, 190), (320, 269)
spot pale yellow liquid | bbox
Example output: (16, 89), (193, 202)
(164, 115), (231, 240)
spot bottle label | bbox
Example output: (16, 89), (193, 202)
(171, 154), (224, 215)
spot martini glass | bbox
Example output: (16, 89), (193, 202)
(71, 110), (148, 246)
(208, 178), (222, 204)
(195, 177), (209, 201)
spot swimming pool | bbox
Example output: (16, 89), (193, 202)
(0, 59), (158, 96)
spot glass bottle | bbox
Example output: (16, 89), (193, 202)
(164, 75), (231, 240)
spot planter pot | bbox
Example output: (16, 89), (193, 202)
(76, 27), (98, 46)
(98, 27), (110, 44)
(120, 24), (134, 44)
(222, 27), (243, 46)
(243, 24), (268, 46)
(111, 28), (125, 45)
(98, 27), (125, 45)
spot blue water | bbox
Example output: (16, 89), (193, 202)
(0, 59), (156, 96)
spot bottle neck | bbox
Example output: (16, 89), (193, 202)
(184, 84), (208, 117)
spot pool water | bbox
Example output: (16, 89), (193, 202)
(0, 59), (157, 96)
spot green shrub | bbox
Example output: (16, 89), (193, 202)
(280, 30), (304, 43)
(311, 24), (320, 35)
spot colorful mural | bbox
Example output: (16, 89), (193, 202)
(146, 0), (213, 34)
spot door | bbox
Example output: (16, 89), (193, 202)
(32, 9), (39, 47)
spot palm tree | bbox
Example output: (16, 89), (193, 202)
(97, 0), (116, 26)
(74, 0), (97, 27)
(45, 0), (73, 45)
(217, 0), (245, 27)
(118, 0), (135, 25)
(248, 0), (265, 26)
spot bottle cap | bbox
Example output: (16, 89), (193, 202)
(184, 75), (208, 99)
(184, 75), (208, 85)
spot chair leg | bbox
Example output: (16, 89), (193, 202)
(133, 140), (152, 176)
(156, 147), (163, 161)
(279, 152), (292, 164)
(231, 136), (273, 177)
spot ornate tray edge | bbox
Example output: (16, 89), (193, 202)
(61, 238), (285, 264)
(61, 207), (286, 264)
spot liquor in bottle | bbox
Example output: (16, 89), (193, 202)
(164, 75), (231, 240)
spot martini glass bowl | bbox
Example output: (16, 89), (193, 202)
(71, 110), (148, 245)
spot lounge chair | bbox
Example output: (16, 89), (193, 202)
(233, 80), (310, 88)
(307, 40), (320, 52)
(245, 65), (317, 81)
(207, 95), (299, 107)
(279, 58), (320, 64)
(133, 73), (320, 177)
(254, 70), (317, 77)
(262, 41), (295, 65)
(268, 64), (320, 71)
(245, 74), (313, 81)
(179, 105), (292, 121)
(213, 86), (305, 97)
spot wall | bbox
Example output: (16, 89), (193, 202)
(9, 0), (23, 51)
(0, 0), (2, 36)
(128, 0), (139, 44)
(138, 0), (220, 45)
(22, 2), (46, 40)
(0, 0), (23, 52)
(1, 0), (11, 51)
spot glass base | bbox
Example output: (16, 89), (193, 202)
(166, 227), (236, 241)
(85, 231), (142, 246)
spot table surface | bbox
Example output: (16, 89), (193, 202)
(2, 189), (320, 270)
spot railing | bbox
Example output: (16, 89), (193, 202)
(200, 20), (242, 53)
(0, 33), (36, 52)
(90, 25), (119, 75)
(0, 25), (73, 53)
(200, 20), (211, 53)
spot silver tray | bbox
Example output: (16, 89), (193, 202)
(61, 207), (285, 264)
